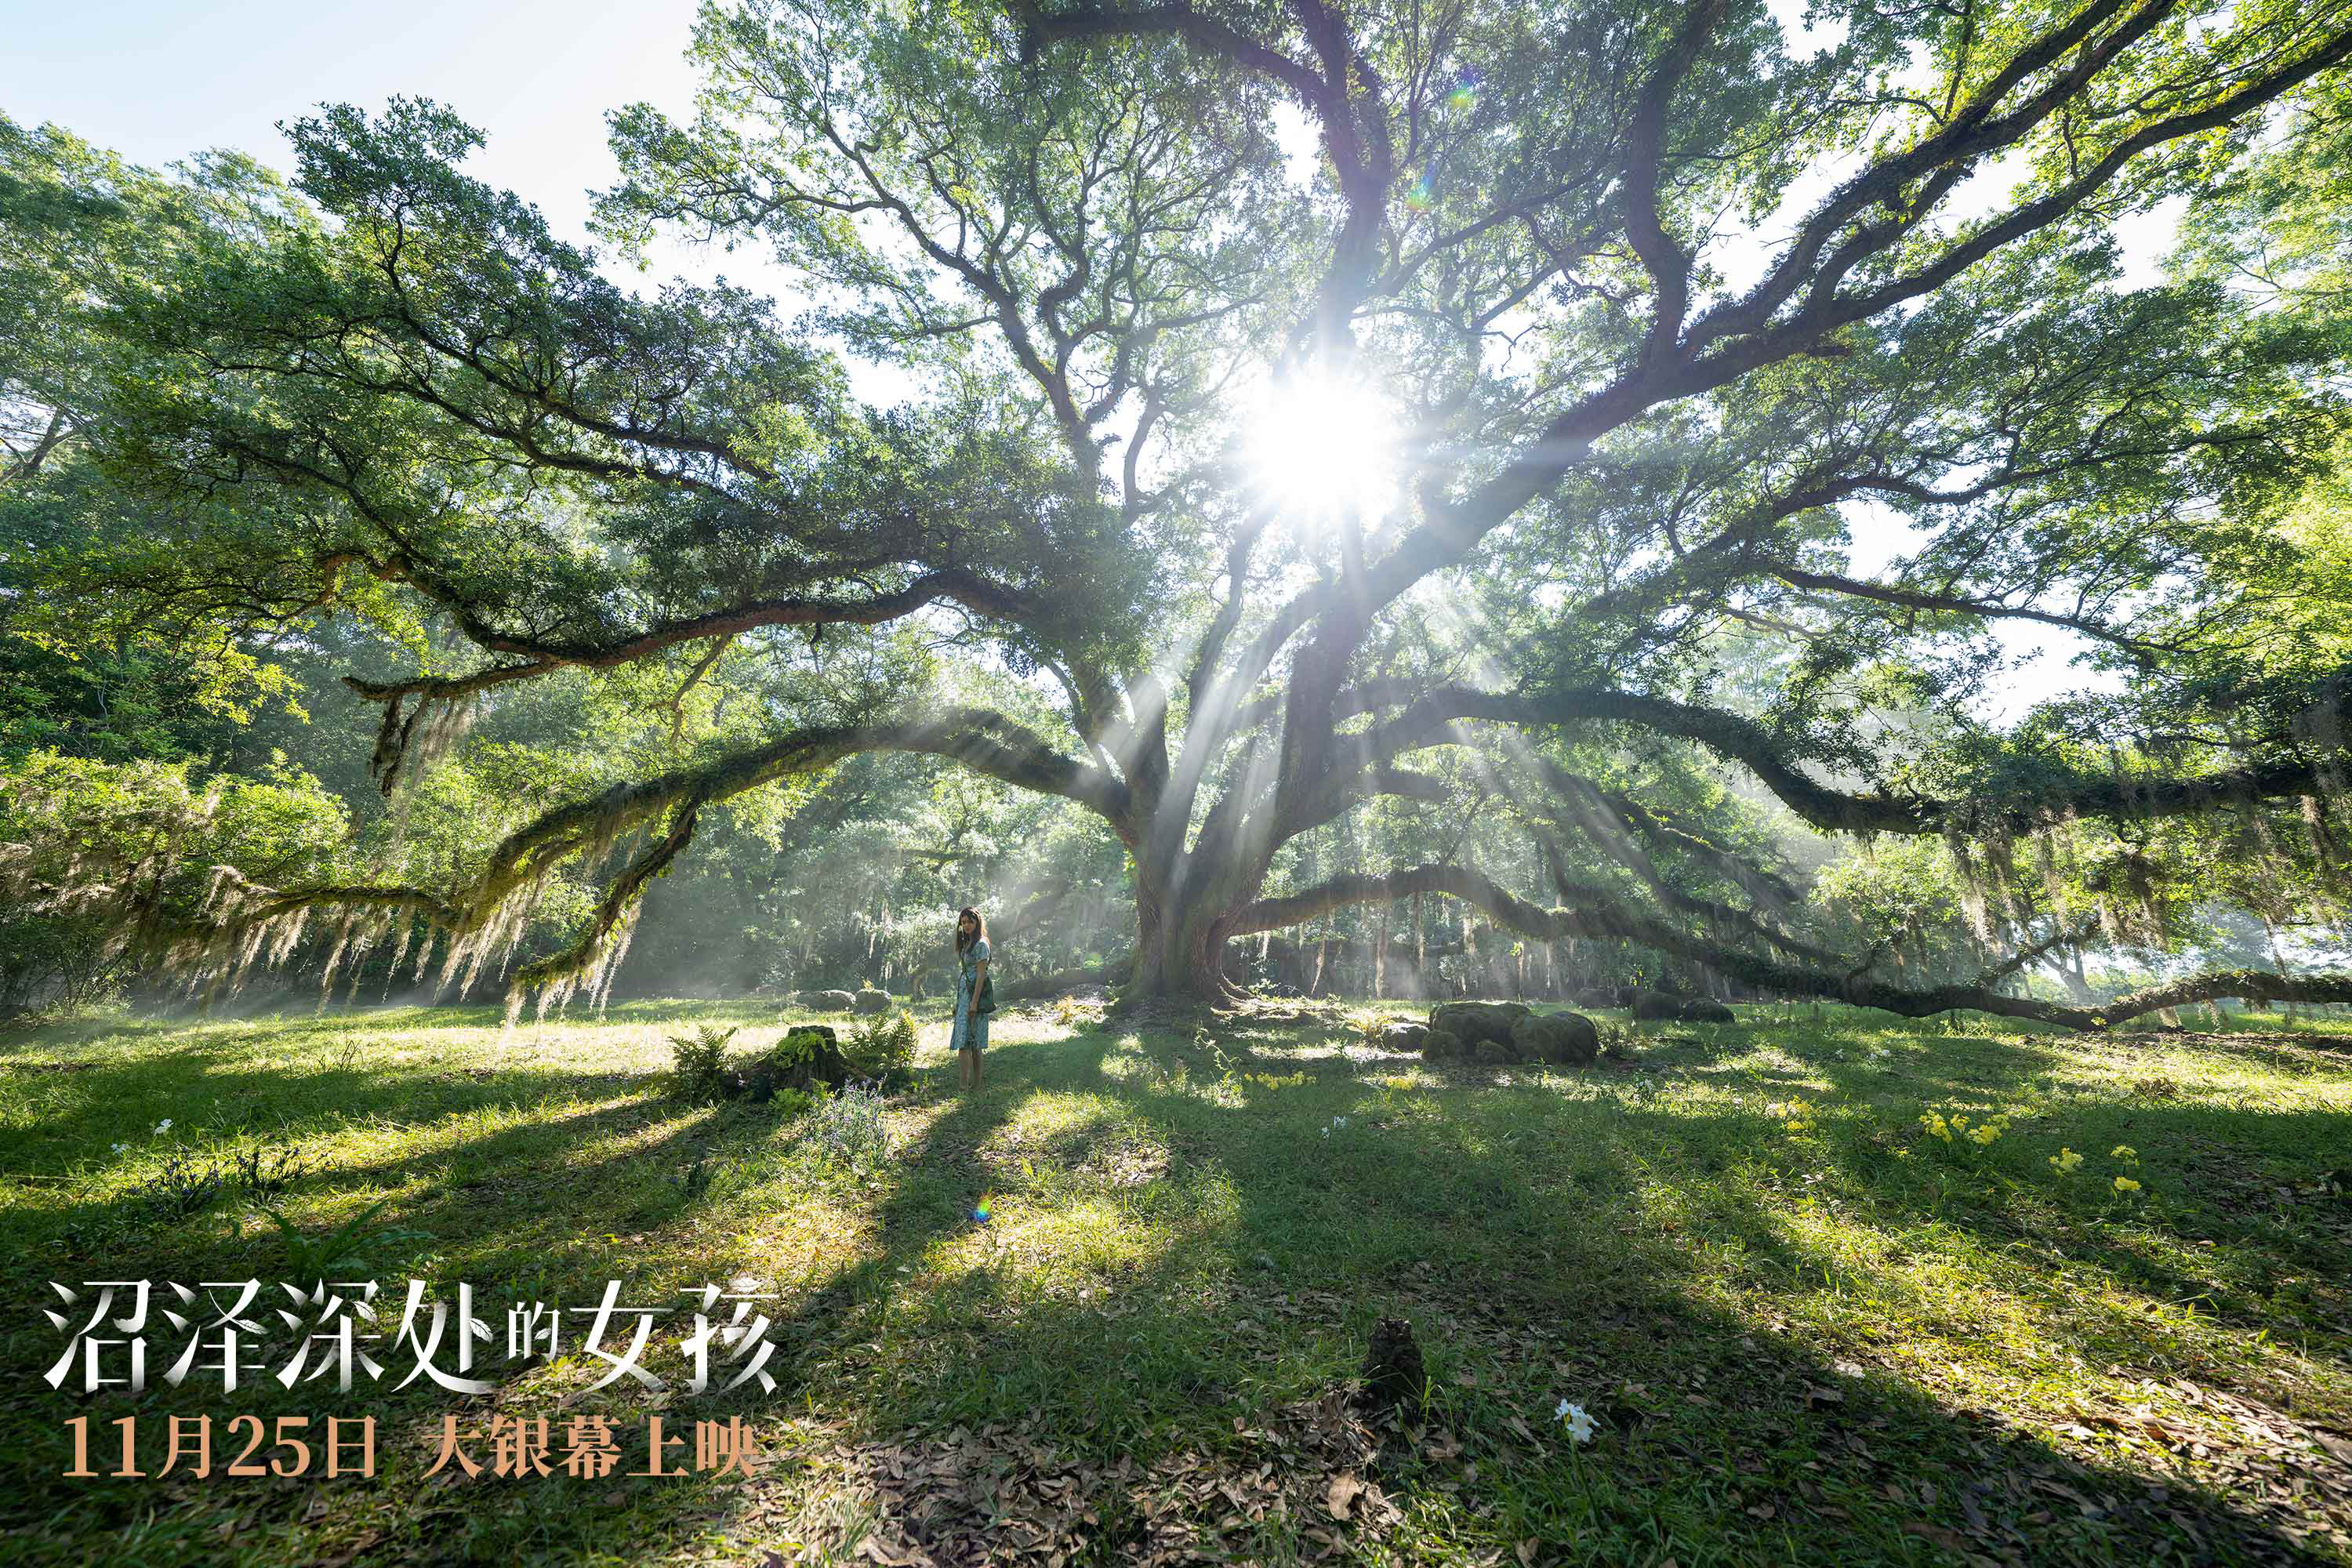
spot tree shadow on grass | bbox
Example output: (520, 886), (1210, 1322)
(4, 1008), (2348, 1566)
(639, 1022), (2352, 1566)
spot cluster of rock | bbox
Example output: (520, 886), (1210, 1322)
(1628, 991), (1736, 1024)
(1378, 1001), (1599, 1065)
(1555, 985), (1734, 1022)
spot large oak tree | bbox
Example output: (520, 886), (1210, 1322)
(17, 0), (2352, 1025)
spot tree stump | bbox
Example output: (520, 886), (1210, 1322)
(1359, 1316), (1425, 1425)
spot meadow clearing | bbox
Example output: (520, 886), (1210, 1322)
(2, 998), (2347, 1566)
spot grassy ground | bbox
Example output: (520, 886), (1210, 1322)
(2, 996), (2349, 1566)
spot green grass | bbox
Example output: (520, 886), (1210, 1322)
(2, 997), (2349, 1566)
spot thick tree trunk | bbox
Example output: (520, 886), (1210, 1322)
(1126, 884), (1245, 1002)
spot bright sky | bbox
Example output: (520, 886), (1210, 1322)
(4, 1), (2147, 724)
(3, 0), (704, 256)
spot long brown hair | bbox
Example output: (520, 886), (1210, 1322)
(955, 906), (987, 956)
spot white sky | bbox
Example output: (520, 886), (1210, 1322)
(5, 0), (2158, 724)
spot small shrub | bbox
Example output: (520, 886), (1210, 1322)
(848, 1010), (918, 1087)
(809, 1080), (893, 1167)
(1053, 995), (1105, 1030)
(132, 1151), (229, 1221)
(666, 1024), (741, 1103)
(231, 1142), (311, 1199)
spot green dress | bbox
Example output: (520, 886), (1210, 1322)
(950, 937), (991, 1053)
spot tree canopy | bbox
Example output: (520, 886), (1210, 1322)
(8, 0), (2352, 1026)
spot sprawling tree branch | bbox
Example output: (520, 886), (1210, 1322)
(1348, 682), (2352, 839)
(1233, 861), (2352, 1030)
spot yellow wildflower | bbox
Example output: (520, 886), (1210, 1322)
(2111, 1145), (2137, 1165)
(2048, 1147), (2083, 1174)
(2113, 1175), (2141, 1193)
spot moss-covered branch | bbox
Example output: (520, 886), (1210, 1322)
(1232, 862), (2352, 1031)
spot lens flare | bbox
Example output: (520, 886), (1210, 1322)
(1241, 369), (1404, 526)
(1447, 69), (1481, 112)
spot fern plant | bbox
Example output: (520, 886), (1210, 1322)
(665, 1024), (740, 1103)
(847, 1010), (918, 1087)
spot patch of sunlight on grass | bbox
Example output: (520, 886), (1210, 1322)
(4, 999), (2348, 1566)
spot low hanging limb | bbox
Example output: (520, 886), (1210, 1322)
(504, 797), (706, 1019)
(342, 568), (1047, 791)
(1231, 862), (2352, 1032)
(1527, 775), (1836, 966)
(151, 708), (1137, 1014)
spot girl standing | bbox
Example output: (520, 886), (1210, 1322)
(950, 907), (992, 1091)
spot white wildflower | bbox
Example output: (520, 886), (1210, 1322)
(1555, 1399), (1597, 1443)
(153, 1119), (172, 1134)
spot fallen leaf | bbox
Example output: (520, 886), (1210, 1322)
(1325, 1472), (1363, 1520)
(316, 1530), (382, 1568)
(1903, 1522), (1969, 1552)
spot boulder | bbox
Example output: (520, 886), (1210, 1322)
(1630, 990), (1683, 1022)
(851, 989), (892, 1015)
(1679, 998), (1736, 1024)
(1472, 1038), (1517, 1065)
(1429, 1000), (1531, 1048)
(797, 989), (856, 1012)
(1419, 1029), (1466, 1061)
(1380, 1022), (1432, 1051)
(1511, 1011), (1599, 1065)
